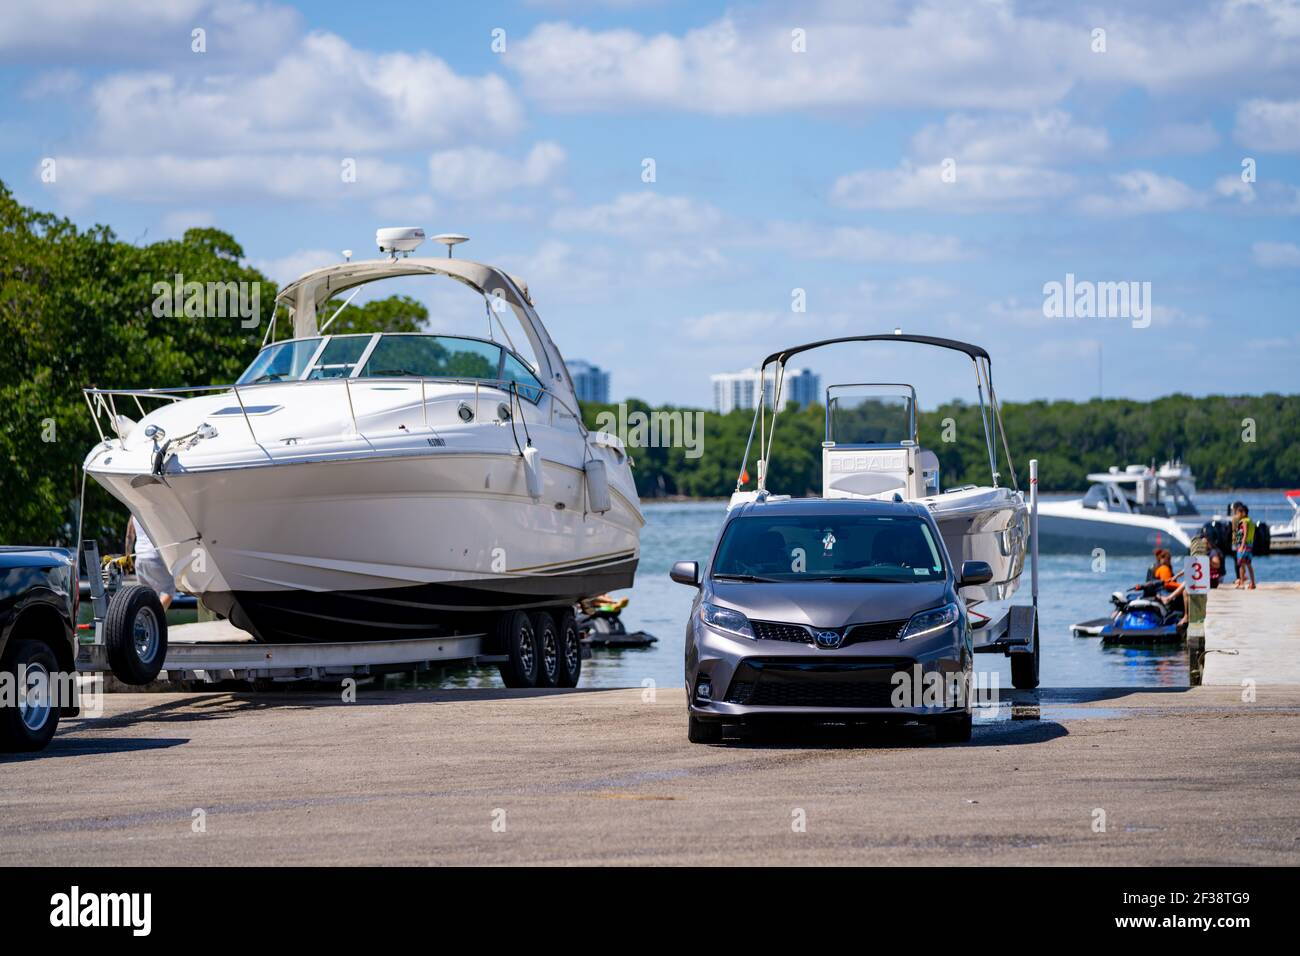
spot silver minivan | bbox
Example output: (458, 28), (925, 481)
(672, 496), (992, 744)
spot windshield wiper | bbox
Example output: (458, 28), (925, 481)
(371, 368), (419, 377)
(805, 575), (905, 583)
(249, 373), (284, 384)
(711, 573), (779, 583)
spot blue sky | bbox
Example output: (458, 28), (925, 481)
(2, 0), (1298, 407)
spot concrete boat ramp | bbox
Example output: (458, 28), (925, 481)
(3, 684), (1298, 866)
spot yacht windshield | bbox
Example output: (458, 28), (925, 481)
(712, 513), (945, 582)
(360, 335), (498, 380)
(237, 338), (321, 384)
(236, 333), (545, 402)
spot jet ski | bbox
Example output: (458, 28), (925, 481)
(577, 595), (657, 648)
(1071, 581), (1186, 645)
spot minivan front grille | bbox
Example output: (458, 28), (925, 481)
(751, 618), (908, 646)
(843, 619), (908, 645)
(751, 620), (812, 643)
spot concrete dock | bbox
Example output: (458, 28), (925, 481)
(3, 685), (1299, 865)
(1202, 583), (1300, 685)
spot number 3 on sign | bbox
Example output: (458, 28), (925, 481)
(1186, 555), (1210, 594)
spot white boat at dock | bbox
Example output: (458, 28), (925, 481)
(1036, 461), (1200, 553)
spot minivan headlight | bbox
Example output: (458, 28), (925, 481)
(900, 602), (960, 640)
(699, 602), (754, 639)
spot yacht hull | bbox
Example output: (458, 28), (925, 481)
(89, 448), (641, 642)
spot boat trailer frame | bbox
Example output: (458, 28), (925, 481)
(75, 541), (506, 685)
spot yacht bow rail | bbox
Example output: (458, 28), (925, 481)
(83, 374), (590, 453)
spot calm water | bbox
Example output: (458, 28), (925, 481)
(441, 491), (1300, 691)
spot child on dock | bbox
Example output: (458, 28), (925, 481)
(1232, 503), (1257, 590)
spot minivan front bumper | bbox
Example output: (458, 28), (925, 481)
(686, 618), (970, 722)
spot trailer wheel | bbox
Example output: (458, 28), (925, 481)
(0, 640), (63, 753)
(497, 611), (539, 688)
(532, 611), (561, 688)
(105, 584), (168, 685)
(555, 608), (582, 688)
(1010, 611), (1040, 690)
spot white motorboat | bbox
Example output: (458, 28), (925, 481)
(1035, 462), (1198, 554)
(1268, 489), (1300, 553)
(83, 229), (643, 645)
(730, 334), (1028, 610)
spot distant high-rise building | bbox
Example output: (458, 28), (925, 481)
(784, 368), (821, 409)
(711, 367), (820, 413)
(568, 360), (610, 404)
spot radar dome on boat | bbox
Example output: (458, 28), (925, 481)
(376, 226), (426, 256)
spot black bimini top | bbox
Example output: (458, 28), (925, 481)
(762, 333), (990, 368)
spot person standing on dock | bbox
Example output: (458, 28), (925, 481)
(1232, 503), (1257, 590)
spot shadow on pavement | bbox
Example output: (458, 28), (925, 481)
(0, 736), (188, 762)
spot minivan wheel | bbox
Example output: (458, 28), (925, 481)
(687, 713), (722, 744)
(934, 711), (972, 744)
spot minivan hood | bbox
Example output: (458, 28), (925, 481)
(708, 579), (950, 629)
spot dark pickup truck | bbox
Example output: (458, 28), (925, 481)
(0, 546), (79, 752)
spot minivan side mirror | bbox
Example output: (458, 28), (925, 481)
(669, 560), (700, 587)
(959, 560), (994, 588)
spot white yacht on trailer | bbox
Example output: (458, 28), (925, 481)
(83, 229), (643, 655)
(730, 333), (1038, 685)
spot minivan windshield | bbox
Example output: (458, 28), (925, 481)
(712, 513), (945, 582)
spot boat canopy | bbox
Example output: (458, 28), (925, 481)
(762, 334), (990, 369)
(276, 257), (532, 338)
(270, 257), (576, 409)
(739, 332), (1016, 495)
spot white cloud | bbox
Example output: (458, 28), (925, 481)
(1235, 98), (1300, 152)
(1214, 175), (1255, 204)
(1252, 240), (1300, 268)
(507, 10), (1081, 114)
(0, 0), (300, 64)
(507, 3), (1300, 115)
(428, 142), (565, 198)
(550, 192), (967, 263)
(832, 161), (1076, 212)
(1077, 170), (1204, 216)
(46, 153), (411, 203)
(551, 192), (724, 237)
(910, 111), (1109, 165)
(89, 32), (523, 154)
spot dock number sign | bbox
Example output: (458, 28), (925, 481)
(1185, 555), (1211, 594)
